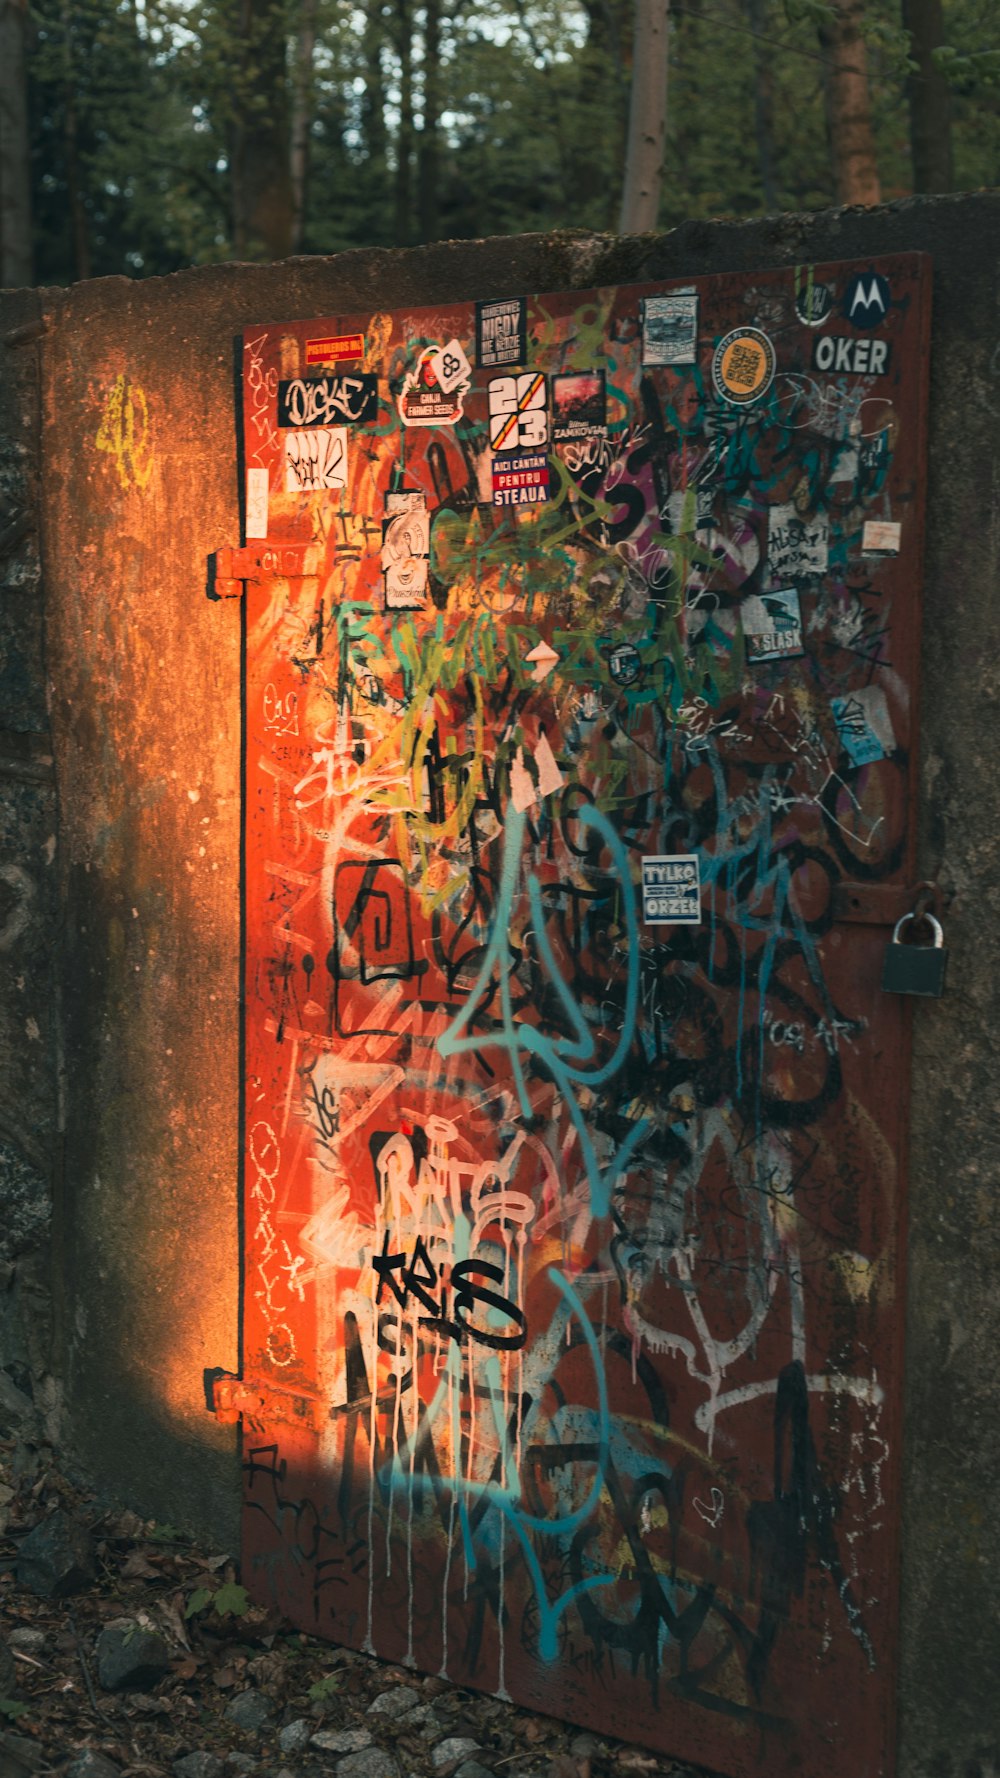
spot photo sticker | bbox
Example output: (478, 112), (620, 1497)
(742, 586), (804, 662)
(476, 297), (527, 369)
(551, 370), (607, 441)
(642, 289), (698, 365)
(284, 428), (347, 492)
(642, 855), (701, 926)
(488, 372), (548, 452)
(712, 327), (776, 406)
(861, 519), (901, 556)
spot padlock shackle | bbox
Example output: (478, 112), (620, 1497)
(892, 910), (944, 948)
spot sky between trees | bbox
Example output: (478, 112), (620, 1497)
(0, 0), (997, 287)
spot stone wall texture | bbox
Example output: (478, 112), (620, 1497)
(0, 192), (997, 1777)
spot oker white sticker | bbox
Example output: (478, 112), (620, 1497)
(429, 338), (473, 394)
(862, 519), (901, 556)
(246, 466), (269, 538)
(642, 854), (701, 926)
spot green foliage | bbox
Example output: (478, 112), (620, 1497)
(307, 1673), (342, 1700)
(20, 0), (1000, 282)
(146, 1522), (186, 1544)
(0, 1700), (29, 1721)
(185, 1580), (251, 1619)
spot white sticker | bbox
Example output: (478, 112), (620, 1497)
(642, 855), (701, 926)
(429, 338), (473, 394)
(382, 491), (430, 610)
(284, 428), (348, 492)
(861, 519), (901, 556)
(509, 746), (537, 814)
(246, 466), (269, 539)
(767, 503), (829, 579)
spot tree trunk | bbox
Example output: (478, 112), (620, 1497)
(417, 0), (440, 243)
(230, 0), (294, 260)
(818, 0), (881, 206)
(0, 0), (33, 285)
(59, 0), (91, 280)
(290, 0), (318, 252)
(392, 0), (413, 243)
(903, 0), (952, 191)
(619, 0), (669, 233)
(745, 0), (777, 211)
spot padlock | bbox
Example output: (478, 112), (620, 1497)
(881, 911), (948, 997)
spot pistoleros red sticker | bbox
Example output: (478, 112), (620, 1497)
(492, 451), (549, 507)
(305, 333), (365, 365)
(397, 343), (471, 427)
(712, 327), (776, 406)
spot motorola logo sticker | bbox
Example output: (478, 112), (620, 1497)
(842, 272), (891, 329)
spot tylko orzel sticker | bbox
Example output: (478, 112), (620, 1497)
(642, 854), (701, 925)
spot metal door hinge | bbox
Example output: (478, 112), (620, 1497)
(206, 543), (318, 600)
(203, 1366), (323, 1429)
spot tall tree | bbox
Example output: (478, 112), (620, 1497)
(390, 0), (414, 242)
(818, 0), (882, 204)
(290, 0), (319, 250)
(746, 0), (778, 209)
(620, 0), (669, 230)
(903, 0), (952, 189)
(417, 0), (441, 243)
(0, 0), (33, 284)
(229, 0), (294, 258)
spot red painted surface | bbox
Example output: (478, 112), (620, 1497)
(235, 256), (931, 1778)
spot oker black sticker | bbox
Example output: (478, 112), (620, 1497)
(712, 327), (776, 406)
(812, 336), (891, 376)
(476, 297), (527, 369)
(642, 855), (701, 925)
(278, 373), (378, 429)
(794, 278), (834, 327)
(551, 370), (606, 442)
(842, 272), (891, 328)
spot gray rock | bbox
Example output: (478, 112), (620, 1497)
(95, 1625), (170, 1693)
(65, 1753), (121, 1778)
(310, 1727), (373, 1754)
(172, 1755), (225, 1778)
(455, 1763), (496, 1778)
(397, 1705), (439, 1733)
(335, 1751), (397, 1778)
(225, 1756), (257, 1774)
(278, 1720), (312, 1755)
(570, 1734), (602, 1759)
(7, 1629), (45, 1654)
(367, 1686), (420, 1718)
(15, 1509), (95, 1599)
(225, 1691), (274, 1735)
(431, 1740), (482, 1772)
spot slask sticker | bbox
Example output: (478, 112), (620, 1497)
(712, 328), (776, 406)
(812, 335), (891, 375)
(642, 855), (701, 926)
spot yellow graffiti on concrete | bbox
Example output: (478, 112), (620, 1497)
(96, 374), (154, 491)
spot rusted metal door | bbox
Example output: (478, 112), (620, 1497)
(221, 254), (931, 1778)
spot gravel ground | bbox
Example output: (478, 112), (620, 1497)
(0, 1443), (704, 1778)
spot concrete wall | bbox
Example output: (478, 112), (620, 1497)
(0, 193), (998, 1775)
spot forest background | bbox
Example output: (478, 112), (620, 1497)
(0, 0), (997, 290)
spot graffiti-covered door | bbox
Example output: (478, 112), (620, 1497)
(230, 256), (931, 1778)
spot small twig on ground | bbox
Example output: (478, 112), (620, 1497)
(65, 1611), (107, 1721)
